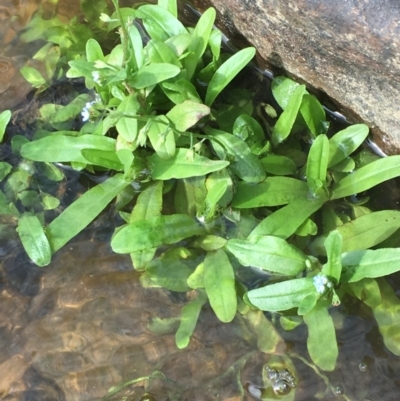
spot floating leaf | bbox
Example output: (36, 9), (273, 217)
(47, 174), (129, 252)
(227, 236), (308, 276)
(149, 148), (229, 180)
(204, 249), (237, 323)
(331, 155), (400, 199)
(304, 302), (338, 371)
(205, 47), (256, 107)
(112, 214), (205, 253)
(17, 214), (51, 267)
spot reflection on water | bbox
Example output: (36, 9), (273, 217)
(1, 0), (400, 400)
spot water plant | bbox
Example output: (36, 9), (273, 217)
(1, 0), (400, 390)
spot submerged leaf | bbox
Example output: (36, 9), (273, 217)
(17, 214), (51, 267)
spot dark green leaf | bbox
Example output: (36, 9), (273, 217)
(17, 214), (51, 267)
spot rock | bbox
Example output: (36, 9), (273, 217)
(190, 0), (400, 154)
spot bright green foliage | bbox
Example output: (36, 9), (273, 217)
(1, 0), (400, 378)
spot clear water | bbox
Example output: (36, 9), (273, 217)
(0, 1), (399, 400)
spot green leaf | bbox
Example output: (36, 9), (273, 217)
(314, 210), (400, 254)
(149, 148), (229, 180)
(272, 84), (306, 144)
(111, 214), (206, 253)
(175, 291), (207, 349)
(207, 128), (265, 183)
(86, 38), (104, 62)
(187, 262), (204, 289)
(190, 7), (215, 61)
(128, 23), (144, 70)
(205, 47), (256, 106)
(194, 235), (227, 251)
(246, 310), (283, 353)
(300, 94), (327, 137)
(161, 79), (201, 104)
(129, 63), (180, 89)
(232, 177), (308, 208)
(341, 248), (400, 283)
(204, 249), (237, 323)
(146, 39), (181, 66)
(271, 76), (300, 110)
(246, 277), (315, 311)
(116, 94), (140, 142)
(40, 193), (60, 210)
(17, 214), (52, 267)
(174, 176), (206, 217)
(167, 100), (210, 131)
(0, 110), (11, 142)
(304, 303), (338, 371)
(0, 162), (12, 181)
(306, 134), (329, 198)
(20, 66), (46, 88)
(331, 155), (400, 199)
(348, 278), (381, 308)
(321, 231), (342, 282)
(81, 149), (123, 170)
(21, 134), (116, 164)
(226, 236), (308, 276)
(328, 124), (369, 167)
(158, 0), (177, 17)
(147, 116), (176, 160)
(47, 175), (129, 252)
(250, 197), (326, 239)
(373, 278), (400, 356)
(136, 4), (187, 41)
(261, 154), (297, 175)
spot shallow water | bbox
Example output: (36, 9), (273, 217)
(1, 1), (400, 400)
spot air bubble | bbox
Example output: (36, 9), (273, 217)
(359, 363), (367, 372)
(334, 386), (344, 395)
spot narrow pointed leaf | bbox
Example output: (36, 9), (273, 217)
(306, 134), (329, 197)
(205, 47), (256, 106)
(321, 231), (342, 282)
(0, 110), (11, 142)
(204, 249), (237, 323)
(47, 174), (129, 252)
(331, 155), (400, 199)
(149, 148), (229, 180)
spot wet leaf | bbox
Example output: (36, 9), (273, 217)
(250, 197), (326, 238)
(306, 134), (329, 197)
(208, 128), (265, 183)
(204, 249), (237, 323)
(246, 310), (283, 353)
(328, 124), (369, 167)
(227, 236), (308, 276)
(21, 134), (116, 163)
(136, 4), (187, 42)
(149, 148), (229, 180)
(373, 278), (400, 356)
(245, 277), (315, 311)
(272, 84), (306, 144)
(300, 94), (327, 137)
(17, 214), (51, 267)
(128, 63), (180, 89)
(205, 47), (256, 106)
(175, 291), (207, 349)
(331, 155), (400, 199)
(167, 101), (210, 131)
(271, 76), (301, 110)
(341, 248), (400, 283)
(304, 302), (338, 371)
(47, 174), (129, 252)
(111, 214), (205, 253)
(0, 110), (11, 143)
(232, 177), (308, 208)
